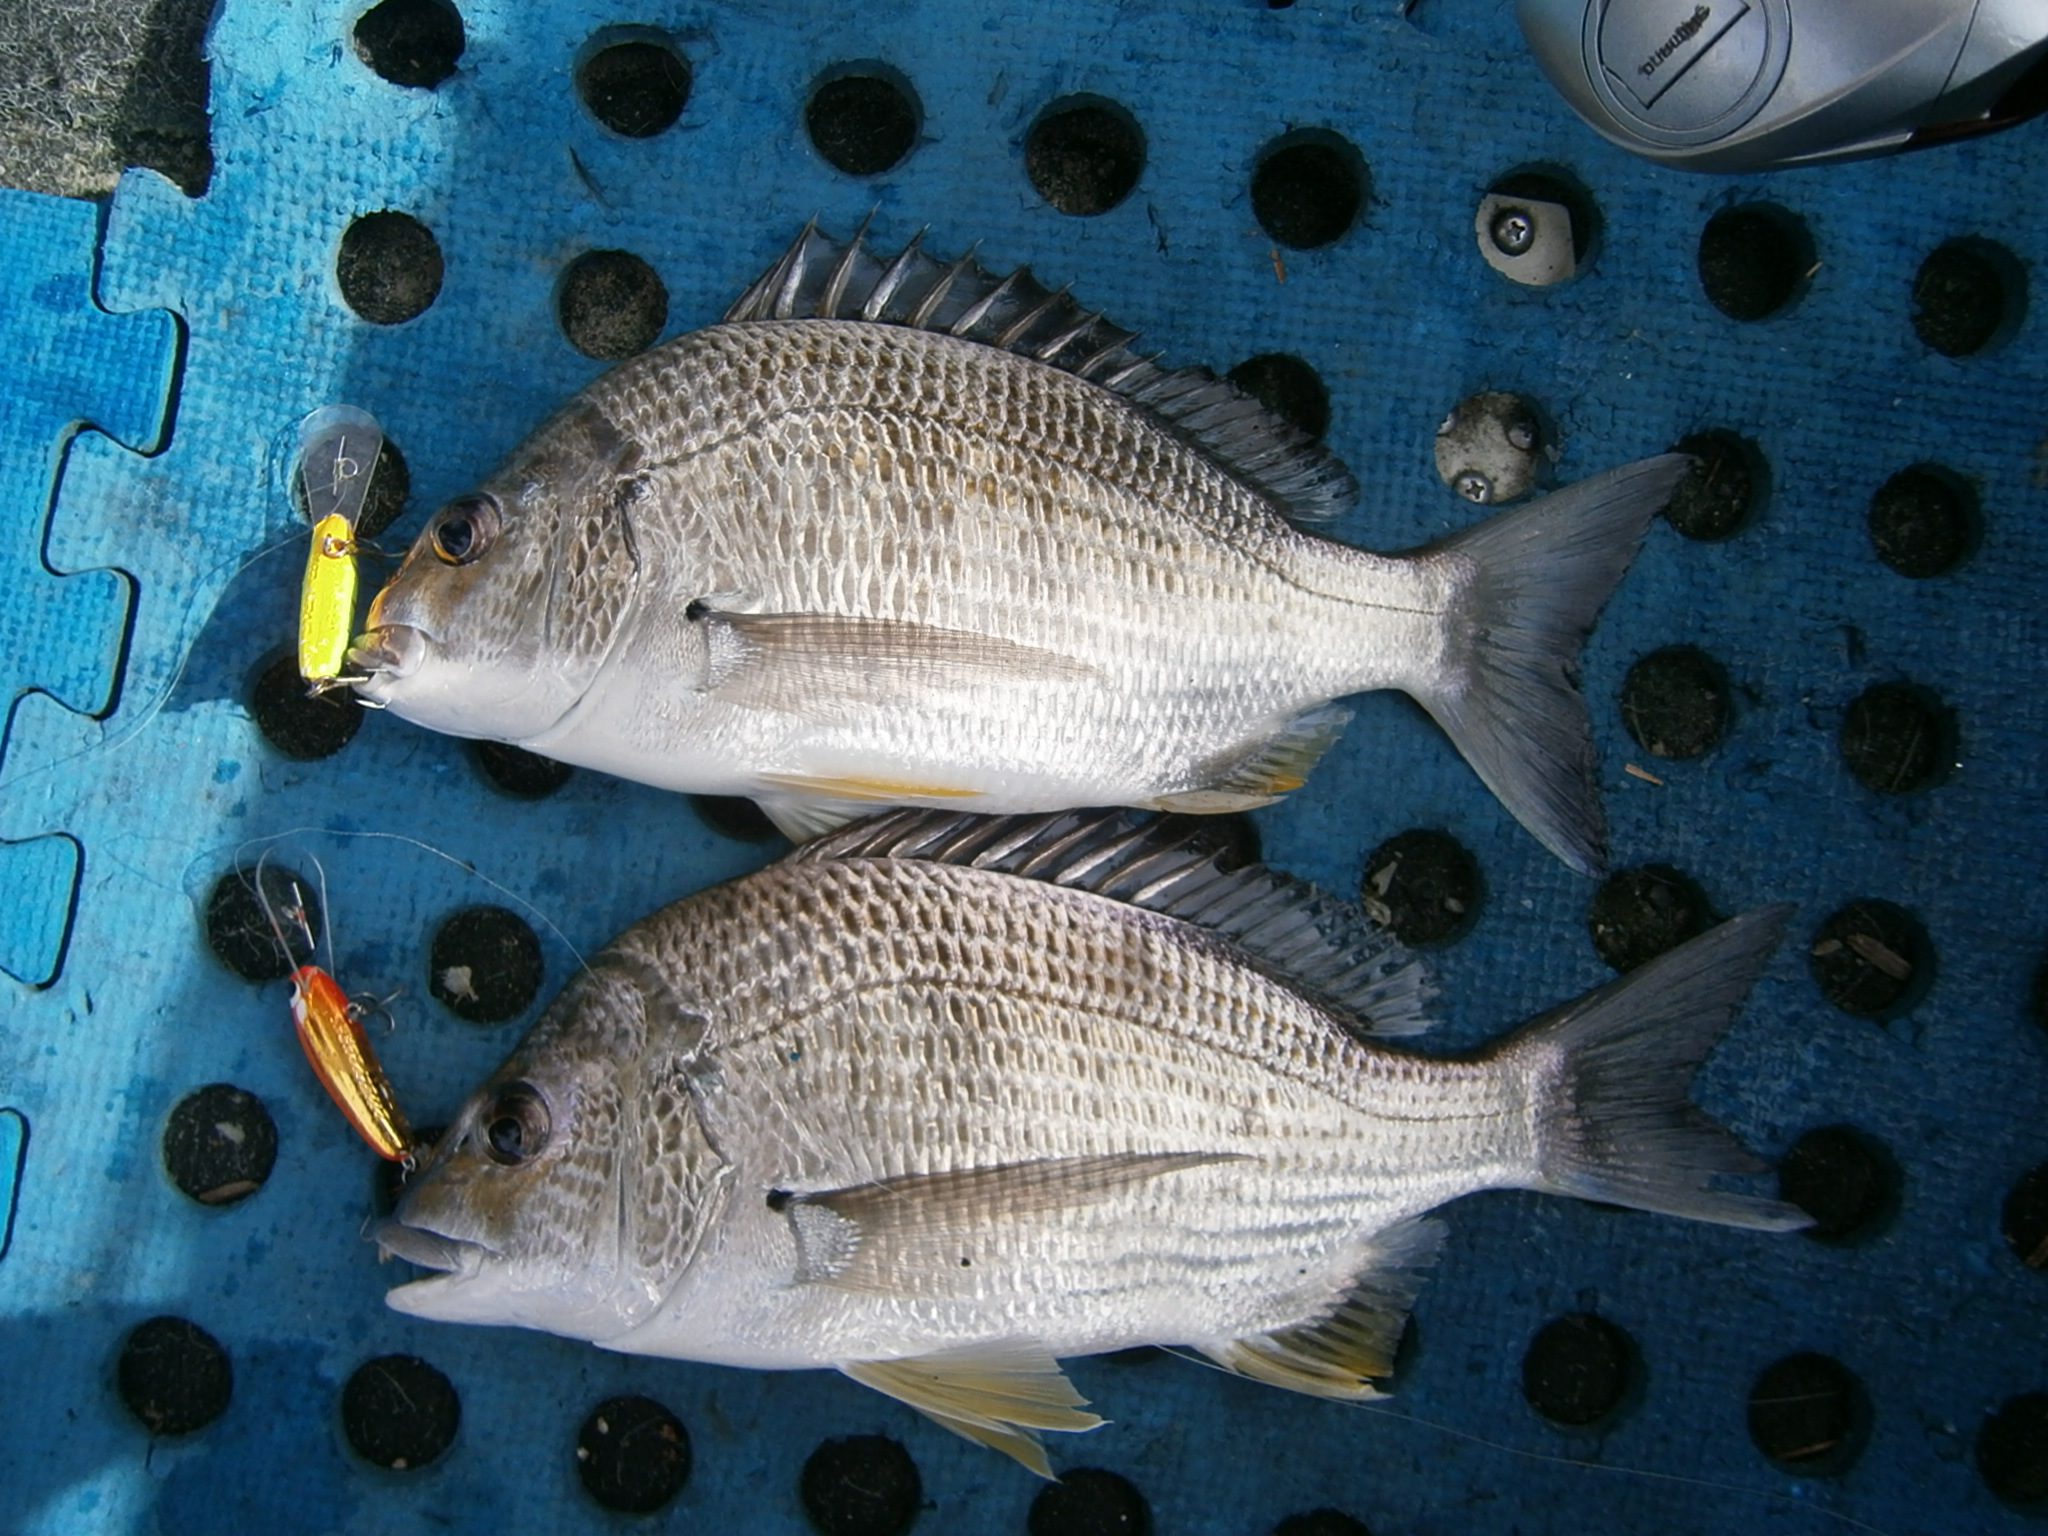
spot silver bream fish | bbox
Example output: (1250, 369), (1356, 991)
(351, 225), (1684, 873)
(376, 811), (1807, 1474)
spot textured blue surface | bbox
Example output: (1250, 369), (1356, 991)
(1, 1), (2044, 1532)
(0, 190), (177, 984)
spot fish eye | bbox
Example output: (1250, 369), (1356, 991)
(428, 494), (502, 566)
(481, 1081), (551, 1166)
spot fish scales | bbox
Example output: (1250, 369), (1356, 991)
(609, 322), (1379, 682)
(378, 811), (1807, 1472)
(354, 228), (1685, 868)
(528, 862), (1506, 1365)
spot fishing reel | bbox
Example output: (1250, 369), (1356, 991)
(1517, 0), (2048, 172)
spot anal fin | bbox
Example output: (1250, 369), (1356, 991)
(842, 1340), (1104, 1478)
(1156, 704), (1351, 811)
(1201, 1215), (1445, 1401)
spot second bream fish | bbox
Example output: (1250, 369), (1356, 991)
(351, 223), (1684, 872)
(375, 810), (1808, 1475)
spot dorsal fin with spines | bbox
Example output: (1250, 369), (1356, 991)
(796, 809), (1434, 1037)
(723, 223), (1359, 525)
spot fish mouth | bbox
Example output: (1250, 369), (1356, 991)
(373, 1216), (504, 1320)
(347, 624), (427, 696)
(372, 1215), (490, 1275)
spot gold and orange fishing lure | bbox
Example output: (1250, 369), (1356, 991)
(260, 860), (417, 1163)
(293, 406), (383, 689)
(287, 963), (416, 1163)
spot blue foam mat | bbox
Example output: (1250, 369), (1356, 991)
(1, 2), (2044, 1532)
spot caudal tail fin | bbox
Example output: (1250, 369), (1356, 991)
(1503, 905), (1812, 1233)
(1418, 454), (1688, 876)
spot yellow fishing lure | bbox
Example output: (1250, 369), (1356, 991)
(292, 405), (383, 687)
(299, 514), (359, 684)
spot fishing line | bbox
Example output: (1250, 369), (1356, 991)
(230, 825), (593, 977)
(0, 525), (302, 800)
(1158, 1346), (1900, 1536)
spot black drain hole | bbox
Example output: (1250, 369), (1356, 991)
(577, 1394), (693, 1513)
(1809, 899), (1933, 1019)
(558, 249), (668, 361)
(342, 1354), (460, 1470)
(1747, 1353), (1868, 1475)
(1665, 429), (1766, 541)
(1227, 353), (1330, 441)
(692, 795), (783, 844)
(1913, 238), (2025, 357)
(2002, 1163), (2048, 1273)
(1026, 96), (1145, 216)
(1620, 645), (1731, 761)
(250, 649), (363, 761)
(1030, 1466), (1152, 1536)
(1777, 1125), (1901, 1243)
(1206, 811), (1263, 872)
(807, 66), (921, 177)
(163, 1084), (278, 1206)
(118, 1316), (233, 1436)
(206, 864), (320, 981)
(471, 741), (574, 799)
(577, 36), (690, 138)
(1697, 204), (1811, 322)
(1520, 1312), (1635, 1428)
(430, 905), (543, 1024)
(1868, 463), (1979, 578)
(800, 1433), (923, 1536)
(1588, 864), (1713, 973)
(1360, 829), (1481, 947)
(1979, 1394), (2048, 1507)
(352, 0), (465, 89)
(1838, 681), (1954, 794)
(1252, 131), (1367, 250)
(338, 211), (443, 325)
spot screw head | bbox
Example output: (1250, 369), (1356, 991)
(1454, 469), (1493, 504)
(1490, 207), (1535, 257)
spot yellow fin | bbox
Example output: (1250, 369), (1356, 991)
(1144, 788), (1283, 814)
(842, 1341), (1104, 1478)
(1201, 1215), (1445, 1401)
(758, 771), (984, 804)
(1176, 703), (1352, 805)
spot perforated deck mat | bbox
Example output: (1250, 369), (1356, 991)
(2, 2), (2044, 1532)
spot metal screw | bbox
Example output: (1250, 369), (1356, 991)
(1490, 207), (1535, 257)
(1453, 470), (1493, 504)
(1505, 416), (1538, 453)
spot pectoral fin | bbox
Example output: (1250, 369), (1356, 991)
(754, 794), (866, 843)
(779, 1151), (1242, 1290)
(842, 1341), (1103, 1478)
(1201, 1215), (1446, 1400)
(694, 605), (1095, 711)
